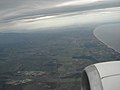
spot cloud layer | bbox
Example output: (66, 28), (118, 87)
(0, 0), (120, 32)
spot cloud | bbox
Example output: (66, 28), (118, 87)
(0, 0), (120, 32)
(55, 0), (104, 7)
(1, 7), (120, 33)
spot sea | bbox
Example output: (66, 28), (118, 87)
(94, 23), (120, 53)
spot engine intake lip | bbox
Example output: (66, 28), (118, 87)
(81, 65), (103, 90)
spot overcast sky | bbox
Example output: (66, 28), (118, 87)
(0, 0), (120, 32)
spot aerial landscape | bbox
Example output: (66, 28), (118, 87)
(0, 0), (120, 90)
(0, 26), (120, 90)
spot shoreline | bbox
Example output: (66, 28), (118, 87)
(93, 26), (120, 54)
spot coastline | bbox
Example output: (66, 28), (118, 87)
(93, 26), (120, 54)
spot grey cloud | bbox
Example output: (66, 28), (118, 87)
(0, 0), (120, 30)
(0, 0), (120, 24)
(0, 0), (22, 9)
(0, 0), (70, 22)
(0, 0), (69, 10)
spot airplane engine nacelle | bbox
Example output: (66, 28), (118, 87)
(81, 61), (120, 90)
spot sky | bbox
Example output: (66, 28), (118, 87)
(0, 0), (120, 32)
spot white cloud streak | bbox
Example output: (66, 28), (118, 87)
(55, 0), (104, 7)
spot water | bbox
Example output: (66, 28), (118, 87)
(94, 23), (120, 53)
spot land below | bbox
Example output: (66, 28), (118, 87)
(0, 26), (120, 90)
